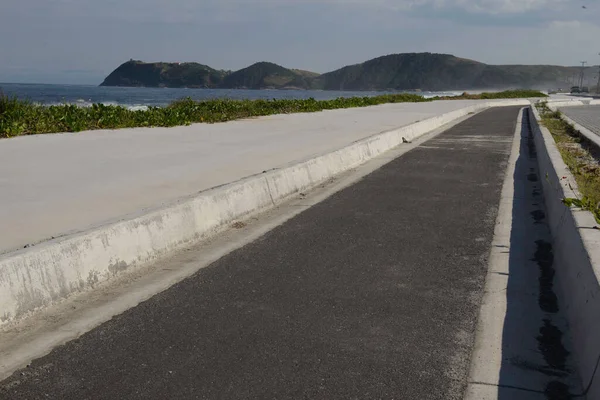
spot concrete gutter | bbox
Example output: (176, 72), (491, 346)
(0, 100), (529, 325)
(530, 104), (600, 399)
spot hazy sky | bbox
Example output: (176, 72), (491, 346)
(1, 0), (598, 84)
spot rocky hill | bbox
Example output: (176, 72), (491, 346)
(310, 53), (583, 91)
(101, 53), (589, 91)
(100, 60), (228, 88)
(220, 62), (314, 89)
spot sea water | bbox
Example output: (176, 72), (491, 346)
(0, 82), (463, 110)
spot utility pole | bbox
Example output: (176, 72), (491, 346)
(579, 61), (587, 88)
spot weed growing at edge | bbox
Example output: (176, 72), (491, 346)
(538, 103), (600, 223)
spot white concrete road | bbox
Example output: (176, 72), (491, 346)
(0, 100), (485, 254)
(560, 105), (600, 137)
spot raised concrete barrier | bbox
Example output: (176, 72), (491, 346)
(530, 104), (600, 399)
(0, 100), (530, 325)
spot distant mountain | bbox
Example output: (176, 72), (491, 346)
(100, 60), (228, 88)
(291, 69), (321, 78)
(220, 62), (316, 89)
(100, 53), (590, 91)
(311, 53), (584, 91)
(310, 54), (482, 91)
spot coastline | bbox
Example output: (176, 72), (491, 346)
(0, 90), (545, 138)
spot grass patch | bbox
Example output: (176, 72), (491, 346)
(537, 101), (600, 223)
(0, 89), (545, 138)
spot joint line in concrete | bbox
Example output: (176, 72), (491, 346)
(469, 381), (546, 395)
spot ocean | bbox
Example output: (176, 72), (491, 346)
(0, 83), (462, 110)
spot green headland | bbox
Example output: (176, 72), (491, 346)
(101, 53), (582, 91)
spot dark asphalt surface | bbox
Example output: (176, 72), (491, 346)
(0, 107), (521, 400)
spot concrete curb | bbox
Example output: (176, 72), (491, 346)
(546, 100), (585, 109)
(0, 100), (530, 325)
(559, 113), (600, 152)
(530, 104), (600, 399)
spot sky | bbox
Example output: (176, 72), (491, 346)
(0, 0), (599, 85)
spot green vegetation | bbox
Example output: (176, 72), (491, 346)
(102, 53), (588, 91)
(1, 90), (545, 138)
(538, 102), (600, 223)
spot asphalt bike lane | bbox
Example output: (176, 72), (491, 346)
(0, 107), (521, 400)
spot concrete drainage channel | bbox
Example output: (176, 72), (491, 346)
(468, 102), (600, 399)
(466, 108), (580, 400)
(528, 104), (600, 399)
(0, 100), (529, 326)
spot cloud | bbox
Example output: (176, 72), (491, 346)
(2, 0), (574, 17)
(199, 0), (572, 14)
(451, 0), (570, 13)
(0, 0), (597, 85)
(549, 19), (583, 29)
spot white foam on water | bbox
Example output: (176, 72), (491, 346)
(34, 91), (462, 110)
(37, 101), (150, 111)
(421, 91), (463, 99)
(127, 105), (149, 111)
